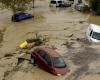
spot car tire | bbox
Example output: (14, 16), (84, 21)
(12, 16), (17, 22)
(30, 56), (35, 64)
(12, 16), (15, 22)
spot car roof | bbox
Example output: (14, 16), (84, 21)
(90, 24), (100, 33)
(36, 47), (60, 57)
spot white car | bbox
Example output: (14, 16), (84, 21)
(86, 24), (100, 42)
(49, 0), (71, 7)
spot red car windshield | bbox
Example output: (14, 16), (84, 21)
(52, 57), (66, 68)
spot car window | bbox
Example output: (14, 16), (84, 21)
(44, 54), (51, 65)
(52, 57), (66, 68)
(58, 1), (62, 3)
(24, 13), (28, 15)
(92, 31), (100, 40)
(37, 50), (46, 58)
(51, 1), (56, 4)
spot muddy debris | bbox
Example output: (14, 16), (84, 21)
(0, 30), (4, 47)
(65, 34), (73, 37)
(63, 41), (75, 48)
(0, 27), (6, 48)
(26, 33), (49, 46)
(4, 54), (13, 57)
(76, 38), (91, 45)
(3, 59), (33, 80)
(79, 21), (85, 24)
(71, 47), (99, 66)
(65, 65), (89, 80)
(50, 45), (57, 50)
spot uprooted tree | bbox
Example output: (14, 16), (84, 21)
(0, 0), (35, 13)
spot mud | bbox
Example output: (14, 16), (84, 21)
(0, 0), (100, 80)
(71, 47), (99, 65)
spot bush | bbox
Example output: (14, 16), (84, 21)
(26, 33), (49, 46)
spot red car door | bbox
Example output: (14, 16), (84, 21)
(35, 50), (48, 70)
(35, 50), (53, 73)
(43, 54), (54, 73)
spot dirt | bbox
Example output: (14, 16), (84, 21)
(0, 0), (100, 80)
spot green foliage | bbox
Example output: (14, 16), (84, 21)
(26, 33), (49, 46)
(0, 0), (34, 13)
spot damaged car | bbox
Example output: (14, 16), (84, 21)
(86, 24), (100, 42)
(12, 12), (33, 22)
(30, 47), (70, 76)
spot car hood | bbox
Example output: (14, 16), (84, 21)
(53, 67), (70, 76)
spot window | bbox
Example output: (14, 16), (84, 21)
(92, 31), (100, 40)
(37, 50), (45, 58)
(52, 57), (66, 68)
(58, 1), (62, 3)
(44, 55), (51, 65)
(51, 1), (56, 4)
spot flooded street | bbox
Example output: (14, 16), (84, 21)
(89, 14), (100, 25)
(0, 0), (100, 80)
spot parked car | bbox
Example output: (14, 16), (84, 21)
(74, 3), (84, 11)
(86, 24), (100, 42)
(74, 3), (89, 12)
(30, 47), (70, 76)
(12, 12), (33, 22)
(49, 0), (72, 7)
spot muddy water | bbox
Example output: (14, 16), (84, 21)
(89, 14), (100, 25)
(0, 0), (100, 80)
(0, 0), (89, 57)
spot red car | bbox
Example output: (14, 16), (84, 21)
(30, 47), (70, 76)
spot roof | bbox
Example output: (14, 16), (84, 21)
(89, 24), (100, 33)
(37, 47), (60, 57)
